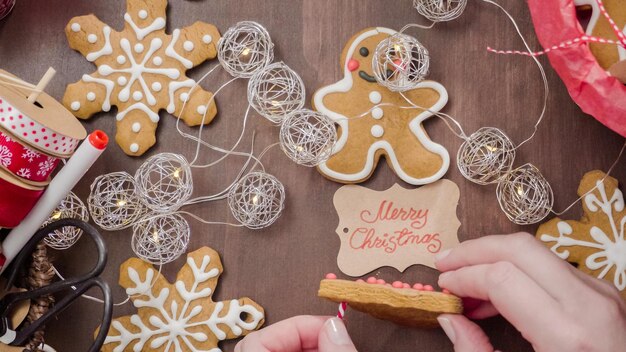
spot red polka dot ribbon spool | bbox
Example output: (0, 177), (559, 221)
(0, 129), (60, 185)
(0, 70), (86, 157)
(0, 168), (44, 228)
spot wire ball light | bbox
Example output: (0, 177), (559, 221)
(218, 21), (275, 78)
(88, 171), (146, 231)
(134, 153), (193, 214)
(496, 163), (554, 225)
(248, 62), (306, 124)
(457, 127), (516, 185)
(372, 32), (430, 92)
(131, 213), (190, 265)
(228, 172), (286, 229)
(279, 109), (337, 167)
(42, 192), (89, 250)
(413, 0), (468, 22)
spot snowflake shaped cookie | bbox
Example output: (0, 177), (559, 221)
(63, 0), (221, 156)
(537, 170), (626, 299)
(101, 247), (265, 351)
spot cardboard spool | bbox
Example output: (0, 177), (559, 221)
(0, 69), (86, 158)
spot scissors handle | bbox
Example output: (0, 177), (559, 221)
(12, 277), (113, 352)
(0, 219), (111, 351)
(4, 218), (107, 290)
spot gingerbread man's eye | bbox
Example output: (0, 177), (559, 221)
(359, 47), (370, 57)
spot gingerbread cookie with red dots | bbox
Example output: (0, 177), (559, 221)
(575, 0), (626, 82)
(314, 27), (449, 185)
(318, 275), (462, 328)
(63, 0), (220, 155)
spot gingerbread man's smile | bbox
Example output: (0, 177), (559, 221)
(347, 46), (379, 83)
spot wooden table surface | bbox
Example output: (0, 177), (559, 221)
(1, 0), (625, 351)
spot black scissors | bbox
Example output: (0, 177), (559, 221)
(0, 218), (112, 352)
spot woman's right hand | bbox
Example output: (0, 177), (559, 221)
(435, 233), (626, 352)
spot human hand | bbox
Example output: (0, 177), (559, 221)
(234, 315), (358, 352)
(435, 232), (626, 352)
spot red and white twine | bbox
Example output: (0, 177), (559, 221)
(337, 302), (348, 319)
(488, 0), (626, 57)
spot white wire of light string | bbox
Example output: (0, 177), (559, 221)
(400, 0), (625, 216)
(51, 263), (162, 307)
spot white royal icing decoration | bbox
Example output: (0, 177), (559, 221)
(87, 92), (96, 101)
(133, 91), (143, 101)
(167, 79), (195, 113)
(138, 9), (148, 19)
(197, 105), (207, 115)
(95, 37), (180, 109)
(134, 43), (145, 53)
(132, 122), (142, 133)
(369, 91), (382, 104)
(540, 180), (626, 291)
(123, 12), (166, 41)
(117, 55), (126, 64)
(371, 125), (384, 138)
(372, 107), (383, 119)
(82, 74), (114, 112)
(102, 254), (264, 351)
(166, 29), (193, 69)
(116, 103), (160, 123)
(86, 26), (112, 62)
(183, 40), (194, 52)
(71, 23), (81, 32)
(314, 27), (450, 185)
(202, 35), (213, 44)
(87, 34), (98, 44)
(153, 56), (163, 66)
(151, 82), (162, 92)
(70, 101), (81, 111)
(129, 143), (139, 153)
(117, 76), (128, 85)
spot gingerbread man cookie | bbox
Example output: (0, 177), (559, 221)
(575, 0), (626, 82)
(100, 246), (265, 351)
(63, 0), (220, 156)
(537, 170), (626, 299)
(314, 27), (449, 185)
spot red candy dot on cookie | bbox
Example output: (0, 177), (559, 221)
(356, 279), (364, 283)
(348, 58), (360, 72)
(442, 289), (451, 294)
(424, 285), (434, 291)
(325, 273), (337, 280)
(413, 283), (424, 290)
(392, 281), (403, 288)
(376, 279), (386, 285)
(402, 283), (410, 289)
(366, 277), (377, 284)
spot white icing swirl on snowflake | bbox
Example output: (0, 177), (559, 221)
(540, 180), (626, 290)
(103, 254), (264, 352)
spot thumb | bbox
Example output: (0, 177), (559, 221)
(318, 317), (358, 352)
(438, 314), (494, 352)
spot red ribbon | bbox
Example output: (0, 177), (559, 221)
(0, 129), (59, 184)
(527, 0), (626, 138)
(0, 174), (44, 228)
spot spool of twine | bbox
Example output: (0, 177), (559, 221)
(22, 241), (54, 352)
